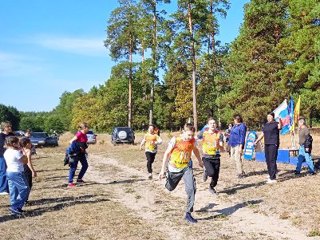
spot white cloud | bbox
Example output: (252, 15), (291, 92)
(30, 35), (108, 56)
(0, 51), (45, 77)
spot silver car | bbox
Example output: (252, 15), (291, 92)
(86, 130), (97, 144)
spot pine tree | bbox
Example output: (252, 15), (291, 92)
(218, 0), (288, 126)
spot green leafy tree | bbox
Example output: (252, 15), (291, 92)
(278, 0), (320, 123)
(218, 0), (288, 127)
(53, 89), (85, 130)
(0, 104), (20, 130)
(105, 0), (140, 127)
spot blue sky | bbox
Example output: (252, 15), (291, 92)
(0, 0), (249, 112)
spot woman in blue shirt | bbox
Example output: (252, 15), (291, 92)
(228, 114), (247, 179)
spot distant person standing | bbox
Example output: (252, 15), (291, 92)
(228, 114), (247, 178)
(4, 136), (30, 215)
(255, 112), (282, 184)
(68, 122), (89, 187)
(0, 121), (15, 195)
(20, 137), (37, 203)
(140, 125), (162, 179)
(295, 117), (315, 175)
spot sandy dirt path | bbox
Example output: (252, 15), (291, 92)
(85, 153), (319, 240)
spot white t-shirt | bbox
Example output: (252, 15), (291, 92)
(4, 148), (24, 173)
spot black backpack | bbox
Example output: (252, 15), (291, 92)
(304, 134), (313, 153)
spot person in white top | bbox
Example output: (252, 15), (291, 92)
(4, 136), (29, 215)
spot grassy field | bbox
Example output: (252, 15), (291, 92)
(1, 131), (320, 239)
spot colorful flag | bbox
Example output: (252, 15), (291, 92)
(294, 96), (301, 124)
(273, 99), (291, 135)
(288, 97), (294, 132)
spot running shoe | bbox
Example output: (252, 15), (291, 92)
(77, 179), (85, 183)
(266, 179), (277, 184)
(67, 183), (76, 188)
(9, 207), (22, 215)
(185, 212), (198, 224)
(209, 186), (217, 195)
(148, 173), (153, 180)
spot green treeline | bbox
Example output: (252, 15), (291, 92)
(3, 0), (319, 133)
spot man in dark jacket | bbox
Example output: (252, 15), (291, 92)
(295, 117), (315, 175)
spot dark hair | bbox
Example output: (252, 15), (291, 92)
(6, 136), (19, 147)
(268, 112), (275, 118)
(184, 123), (195, 133)
(20, 137), (31, 148)
(207, 117), (215, 123)
(233, 114), (243, 123)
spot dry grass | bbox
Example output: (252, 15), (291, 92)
(1, 131), (320, 239)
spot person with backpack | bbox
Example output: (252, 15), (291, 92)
(67, 123), (89, 187)
(295, 117), (315, 175)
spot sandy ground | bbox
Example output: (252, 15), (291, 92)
(85, 151), (320, 240)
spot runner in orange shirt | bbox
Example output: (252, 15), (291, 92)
(198, 118), (223, 194)
(140, 125), (162, 179)
(159, 124), (203, 224)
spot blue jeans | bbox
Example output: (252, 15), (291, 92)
(0, 157), (8, 193)
(296, 146), (314, 173)
(68, 154), (88, 183)
(7, 171), (30, 210)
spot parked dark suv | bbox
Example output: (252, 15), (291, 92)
(111, 127), (135, 145)
(30, 132), (58, 147)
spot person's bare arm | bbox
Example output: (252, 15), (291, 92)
(140, 137), (146, 150)
(159, 141), (174, 179)
(24, 148), (37, 177)
(192, 145), (203, 168)
(69, 136), (78, 144)
(255, 132), (264, 145)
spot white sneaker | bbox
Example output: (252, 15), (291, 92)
(266, 179), (277, 184)
(0, 192), (8, 196)
(148, 173), (153, 180)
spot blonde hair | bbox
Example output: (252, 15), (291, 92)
(78, 122), (89, 130)
(1, 121), (12, 131)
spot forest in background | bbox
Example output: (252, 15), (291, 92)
(1, 0), (319, 133)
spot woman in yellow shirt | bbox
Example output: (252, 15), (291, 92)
(140, 125), (162, 179)
(159, 124), (203, 224)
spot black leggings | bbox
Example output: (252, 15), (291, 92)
(203, 157), (220, 188)
(145, 152), (156, 173)
(265, 144), (278, 180)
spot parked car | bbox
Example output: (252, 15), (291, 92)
(86, 130), (97, 144)
(111, 127), (135, 145)
(30, 132), (58, 147)
(14, 130), (25, 137)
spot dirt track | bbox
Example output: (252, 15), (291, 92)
(86, 153), (320, 240)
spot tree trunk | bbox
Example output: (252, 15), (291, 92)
(187, 1), (198, 131)
(149, 0), (157, 125)
(128, 38), (133, 128)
